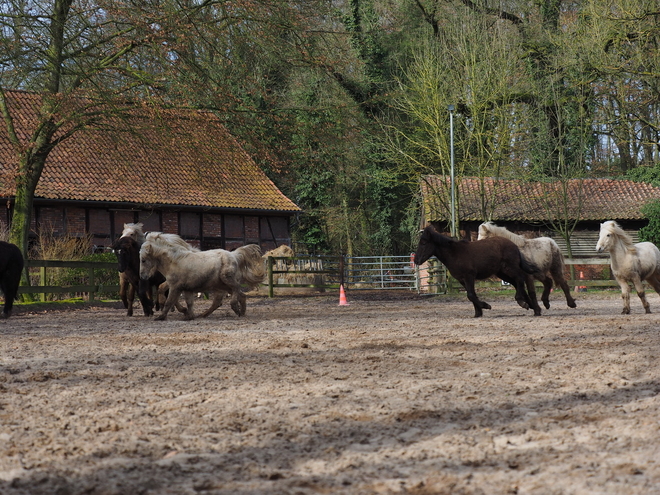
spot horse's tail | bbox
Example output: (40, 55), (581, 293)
(234, 244), (266, 289)
(520, 255), (542, 275)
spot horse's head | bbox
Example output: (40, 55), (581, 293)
(114, 237), (139, 273)
(139, 242), (159, 279)
(122, 223), (145, 244)
(414, 226), (436, 266)
(596, 220), (618, 253)
(477, 222), (493, 240)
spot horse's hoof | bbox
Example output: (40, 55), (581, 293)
(621, 309), (630, 315)
(543, 301), (550, 309)
(534, 310), (542, 316)
(483, 303), (491, 310)
(154, 314), (167, 321)
(568, 301), (577, 308)
(646, 308), (652, 314)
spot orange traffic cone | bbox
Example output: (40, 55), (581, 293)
(576, 271), (587, 292)
(339, 284), (349, 306)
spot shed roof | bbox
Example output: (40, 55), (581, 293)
(421, 176), (660, 224)
(0, 90), (300, 213)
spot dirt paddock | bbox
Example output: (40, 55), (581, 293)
(1, 290), (659, 495)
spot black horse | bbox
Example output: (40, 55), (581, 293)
(414, 226), (542, 317)
(0, 241), (24, 318)
(113, 236), (165, 316)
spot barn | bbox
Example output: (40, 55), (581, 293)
(420, 176), (660, 257)
(0, 90), (300, 252)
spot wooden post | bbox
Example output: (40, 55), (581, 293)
(267, 256), (274, 298)
(39, 265), (46, 302)
(88, 266), (95, 301)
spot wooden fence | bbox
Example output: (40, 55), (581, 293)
(19, 260), (120, 301)
(11, 257), (621, 302)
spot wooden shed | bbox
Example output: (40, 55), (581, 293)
(0, 90), (300, 251)
(420, 176), (660, 257)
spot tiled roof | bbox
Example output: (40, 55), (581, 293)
(421, 176), (660, 223)
(0, 90), (300, 212)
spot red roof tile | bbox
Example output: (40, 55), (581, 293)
(0, 90), (300, 212)
(421, 176), (660, 223)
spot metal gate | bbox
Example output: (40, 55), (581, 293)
(265, 255), (447, 295)
(343, 255), (447, 294)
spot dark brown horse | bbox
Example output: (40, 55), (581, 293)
(113, 236), (165, 316)
(414, 226), (542, 317)
(0, 241), (24, 318)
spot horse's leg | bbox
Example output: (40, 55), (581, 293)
(198, 291), (228, 318)
(228, 290), (246, 316)
(615, 276), (632, 314)
(119, 272), (129, 310)
(537, 274), (552, 310)
(126, 282), (136, 317)
(137, 277), (154, 317)
(525, 273), (546, 309)
(182, 291), (196, 320)
(461, 277), (490, 317)
(155, 287), (182, 321)
(503, 273), (541, 315)
(555, 277), (577, 309)
(631, 275), (651, 313)
(501, 274), (530, 310)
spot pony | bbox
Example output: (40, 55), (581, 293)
(120, 222), (146, 245)
(596, 220), (660, 314)
(414, 226), (542, 317)
(0, 241), (24, 318)
(112, 236), (165, 316)
(478, 222), (576, 309)
(139, 232), (265, 320)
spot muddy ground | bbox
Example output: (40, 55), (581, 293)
(0, 289), (659, 495)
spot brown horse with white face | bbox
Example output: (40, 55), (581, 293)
(414, 226), (542, 317)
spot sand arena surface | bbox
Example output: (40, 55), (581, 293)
(1, 290), (659, 494)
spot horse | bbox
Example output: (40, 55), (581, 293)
(139, 232), (265, 320)
(112, 236), (166, 316)
(596, 220), (660, 314)
(120, 222), (146, 245)
(414, 226), (542, 317)
(478, 222), (576, 309)
(0, 241), (24, 318)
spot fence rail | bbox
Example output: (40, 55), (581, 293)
(11, 256), (622, 302)
(19, 260), (120, 301)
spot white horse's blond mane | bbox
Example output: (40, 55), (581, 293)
(143, 232), (199, 262)
(601, 220), (635, 251)
(479, 222), (526, 248)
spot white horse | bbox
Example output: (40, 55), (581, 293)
(140, 232), (265, 320)
(121, 222), (146, 245)
(478, 222), (576, 309)
(596, 220), (660, 314)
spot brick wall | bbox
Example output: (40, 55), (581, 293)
(162, 211), (178, 234)
(203, 213), (222, 237)
(65, 208), (86, 237)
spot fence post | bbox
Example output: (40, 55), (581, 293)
(88, 266), (95, 301)
(267, 256), (274, 298)
(339, 255), (345, 289)
(39, 265), (47, 302)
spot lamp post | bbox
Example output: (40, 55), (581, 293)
(448, 104), (456, 238)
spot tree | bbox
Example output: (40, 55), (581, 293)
(0, 0), (167, 265)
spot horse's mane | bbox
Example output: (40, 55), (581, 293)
(601, 220), (635, 250)
(121, 223), (145, 243)
(479, 222), (526, 248)
(143, 232), (199, 261)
